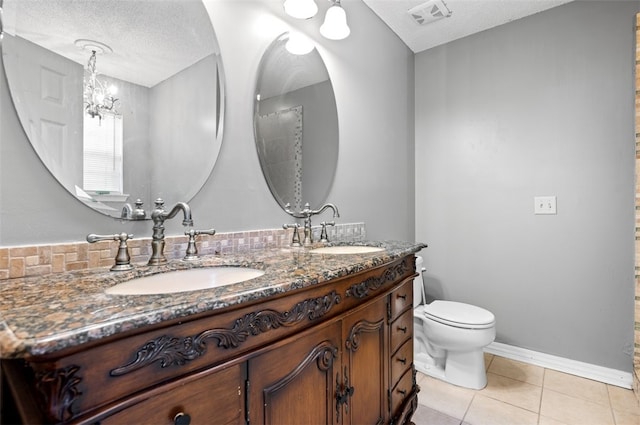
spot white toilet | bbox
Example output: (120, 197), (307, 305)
(413, 256), (496, 389)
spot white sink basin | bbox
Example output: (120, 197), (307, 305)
(310, 246), (385, 255)
(105, 267), (265, 295)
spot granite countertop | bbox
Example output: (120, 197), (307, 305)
(0, 240), (425, 359)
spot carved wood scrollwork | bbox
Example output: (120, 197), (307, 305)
(346, 260), (408, 299)
(265, 340), (338, 397)
(345, 319), (384, 352)
(111, 290), (341, 376)
(34, 365), (83, 423)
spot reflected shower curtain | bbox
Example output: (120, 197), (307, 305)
(256, 105), (303, 210)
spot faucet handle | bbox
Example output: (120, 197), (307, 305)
(319, 221), (336, 243)
(183, 228), (216, 261)
(86, 232), (134, 271)
(284, 203), (299, 218)
(132, 199), (147, 220)
(283, 223), (302, 247)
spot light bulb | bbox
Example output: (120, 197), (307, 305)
(283, 0), (318, 19)
(320, 3), (350, 40)
(285, 31), (315, 55)
(108, 85), (118, 96)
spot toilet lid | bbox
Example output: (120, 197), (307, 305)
(422, 300), (495, 329)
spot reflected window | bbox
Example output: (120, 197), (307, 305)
(82, 114), (123, 194)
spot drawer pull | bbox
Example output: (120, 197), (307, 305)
(397, 294), (407, 300)
(398, 389), (407, 396)
(174, 412), (191, 425)
(397, 357), (407, 365)
(397, 326), (407, 333)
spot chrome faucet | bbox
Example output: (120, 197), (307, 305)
(121, 199), (146, 220)
(284, 202), (340, 246)
(148, 198), (193, 265)
(283, 223), (302, 247)
(121, 203), (133, 219)
(87, 232), (134, 271)
(319, 221), (335, 243)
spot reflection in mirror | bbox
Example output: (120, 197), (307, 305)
(1, 0), (225, 219)
(254, 32), (338, 212)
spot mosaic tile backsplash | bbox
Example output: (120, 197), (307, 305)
(0, 223), (366, 280)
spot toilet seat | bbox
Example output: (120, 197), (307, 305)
(417, 300), (495, 330)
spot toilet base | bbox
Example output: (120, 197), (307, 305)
(415, 352), (446, 381)
(415, 349), (487, 390)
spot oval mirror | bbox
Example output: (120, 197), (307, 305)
(254, 32), (338, 212)
(1, 0), (224, 219)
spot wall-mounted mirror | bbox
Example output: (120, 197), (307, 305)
(1, 0), (224, 219)
(254, 33), (338, 212)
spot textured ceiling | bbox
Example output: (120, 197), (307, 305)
(3, 0), (576, 87)
(362, 0), (574, 53)
(2, 0), (218, 88)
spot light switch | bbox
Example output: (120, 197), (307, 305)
(534, 196), (557, 215)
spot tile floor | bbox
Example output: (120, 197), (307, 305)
(413, 354), (640, 425)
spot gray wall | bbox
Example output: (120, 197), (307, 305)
(116, 75), (152, 207)
(149, 54), (220, 205)
(0, 0), (414, 244)
(415, 0), (638, 371)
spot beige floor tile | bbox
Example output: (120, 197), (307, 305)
(538, 416), (569, 425)
(463, 394), (538, 425)
(484, 353), (494, 371)
(417, 356), (630, 425)
(544, 369), (610, 407)
(413, 404), (461, 425)
(487, 356), (544, 386)
(417, 373), (474, 420)
(608, 385), (640, 415)
(613, 409), (640, 425)
(479, 372), (542, 412)
(540, 389), (615, 425)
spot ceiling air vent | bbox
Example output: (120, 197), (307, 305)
(408, 0), (452, 25)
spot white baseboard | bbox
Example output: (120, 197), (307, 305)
(485, 342), (633, 389)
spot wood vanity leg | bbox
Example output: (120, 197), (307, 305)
(2, 360), (45, 425)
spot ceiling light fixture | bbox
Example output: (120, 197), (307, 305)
(286, 31), (315, 55)
(76, 40), (119, 121)
(283, 0), (318, 19)
(320, 0), (350, 40)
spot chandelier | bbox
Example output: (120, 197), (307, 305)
(82, 48), (119, 120)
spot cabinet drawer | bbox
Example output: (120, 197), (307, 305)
(101, 364), (244, 425)
(391, 339), (412, 387)
(390, 309), (413, 355)
(390, 278), (413, 320)
(390, 368), (414, 417)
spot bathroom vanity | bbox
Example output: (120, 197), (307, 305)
(0, 242), (424, 425)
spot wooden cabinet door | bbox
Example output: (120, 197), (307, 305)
(248, 322), (341, 425)
(341, 297), (388, 425)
